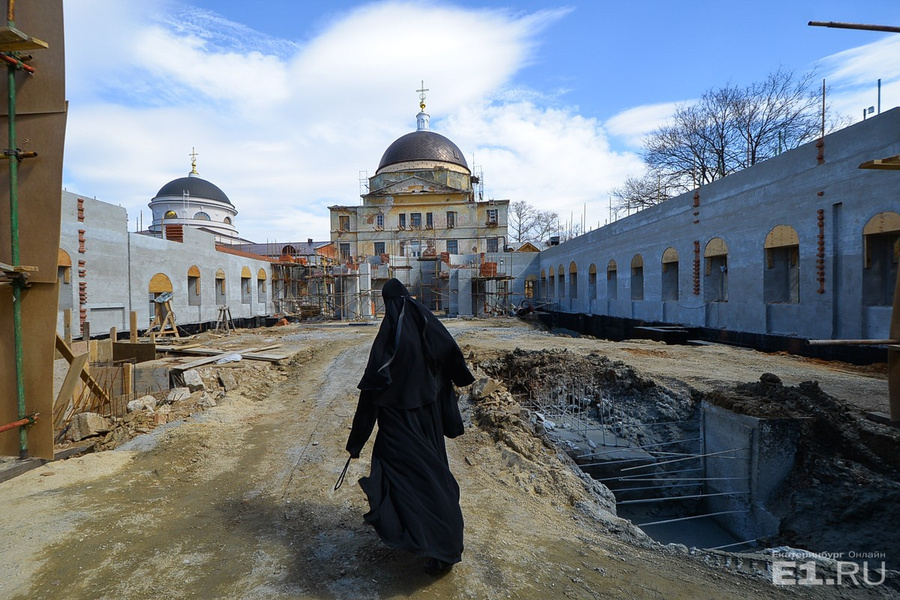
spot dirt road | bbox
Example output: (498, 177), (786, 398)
(0, 320), (894, 599)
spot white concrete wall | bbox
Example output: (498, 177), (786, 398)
(536, 108), (900, 340)
(58, 191), (273, 338)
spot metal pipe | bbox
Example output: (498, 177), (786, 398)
(620, 447), (748, 472)
(638, 510), (749, 527)
(707, 538), (760, 551)
(613, 482), (702, 493)
(7, 53), (27, 458)
(808, 21), (900, 34)
(617, 491), (749, 506)
(0, 53), (34, 74)
(594, 467), (703, 482)
(0, 412), (37, 434)
(576, 437), (703, 458)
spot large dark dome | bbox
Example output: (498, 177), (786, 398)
(377, 130), (468, 172)
(154, 176), (232, 205)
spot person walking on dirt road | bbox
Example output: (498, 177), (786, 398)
(344, 278), (475, 575)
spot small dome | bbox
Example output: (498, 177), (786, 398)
(377, 130), (468, 173)
(154, 176), (232, 205)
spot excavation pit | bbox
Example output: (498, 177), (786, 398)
(478, 347), (900, 569)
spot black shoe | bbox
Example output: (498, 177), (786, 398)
(423, 557), (453, 575)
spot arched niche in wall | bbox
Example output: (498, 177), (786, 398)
(588, 263), (597, 300)
(187, 265), (201, 306)
(704, 237), (728, 302)
(548, 266), (556, 298)
(568, 261), (578, 299)
(215, 268), (226, 305)
(558, 263), (565, 298)
(631, 254), (644, 300)
(257, 268), (268, 301)
(241, 266), (252, 304)
(606, 259), (618, 300)
(58, 249), (73, 310)
(661, 247), (679, 301)
(764, 225), (800, 304)
(862, 211), (900, 306)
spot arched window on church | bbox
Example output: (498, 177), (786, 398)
(662, 247), (679, 301)
(548, 266), (556, 299)
(764, 225), (800, 303)
(58, 249), (73, 312)
(704, 237), (729, 302)
(187, 265), (201, 307)
(863, 211), (900, 306)
(607, 260), (618, 300)
(569, 262), (578, 299)
(241, 266), (252, 304)
(215, 268), (226, 305)
(193, 212), (211, 221)
(631, 254), (644, 300)
(540, 269), (546, 299)
(557, 264), (565, 298)
(257, 268), (267, 304)
(224, 216), (232, 225)
(588, 264), (597, 300)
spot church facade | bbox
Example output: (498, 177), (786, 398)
(328, 97), (510, 264)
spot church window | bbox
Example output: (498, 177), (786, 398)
(863, 212), (900, 306)
(411, 213), (422, 229)
(764, 226), (799, 304)
(588, 264), (597, 300)
(426, 212), (433, 229)
(704, 238), (729, 302)
(339, 243), (351, 261)
(224, 216), (232, 225)
(164, 210), (177, 219)
(607, 260), (618, 300)
(193, 212), (210, 221)
(241, 267), (252, 304)
(398, 214), (406, 229)
(447, 211), (456, 228)
(569, 262), (578, 299)
(662, 248), (679, 301)
(374, 242), (385, 255)
(487, 238), (499, 253)
(447, 240), (458, 254)
(339, 215), (350, 231)
(376, 213), (384, 229)
(631, 255), (644, 300)
(215, 269), (226, 305)
(187, 265), (201, 307)
(487, 209), (498, 226)
(524, 276), (535, 299)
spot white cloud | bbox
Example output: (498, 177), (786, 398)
(818, 35), (900, 123)
(604, 101), (685, 150)
(61, 2), (900, 245)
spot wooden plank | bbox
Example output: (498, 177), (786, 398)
(55, 351), (88, 414)
(113, 341), (157, 364)
(53, 334), (111, 408)
(129, 311), (138, 343)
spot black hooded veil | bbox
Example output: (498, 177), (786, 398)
(346, 278), (475, 565)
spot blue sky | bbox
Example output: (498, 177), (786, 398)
(62, 1), (900, 243)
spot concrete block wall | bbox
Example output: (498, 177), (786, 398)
(58, 192), (274, 338)
(536, 108), (900, 341)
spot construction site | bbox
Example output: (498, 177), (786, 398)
(2, 3), (900, 599)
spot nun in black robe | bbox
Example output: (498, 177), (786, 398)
(346, 278), (475, 574)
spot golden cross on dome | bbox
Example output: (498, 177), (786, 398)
(189, 147), (199, 175)
(417, 80), (429, 111)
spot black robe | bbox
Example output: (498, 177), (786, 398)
(346, 279), (474, 564)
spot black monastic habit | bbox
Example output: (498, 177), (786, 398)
(346, 278), (475, 565)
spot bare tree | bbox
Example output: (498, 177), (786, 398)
(610, 173), (674, 214)
(633, 67), (838, 203)
(508, 200), (536, 244)
(508, 200), (558, 246)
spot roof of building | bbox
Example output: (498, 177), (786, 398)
(154, 175), (232, 206)
(376, 130), (469, 172)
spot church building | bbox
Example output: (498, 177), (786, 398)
(328, 89), (509, 264)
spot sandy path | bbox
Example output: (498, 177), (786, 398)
(0, 321), (892, 599)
